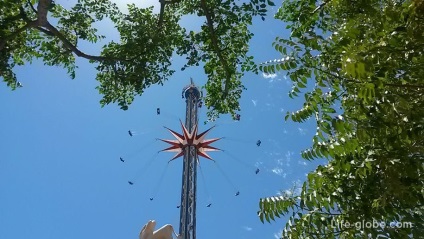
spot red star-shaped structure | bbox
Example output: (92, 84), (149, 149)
(159, 120), (221, 161)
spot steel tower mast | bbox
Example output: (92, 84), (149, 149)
(179, 79), (201, 239)
(159, 79), (220, 239)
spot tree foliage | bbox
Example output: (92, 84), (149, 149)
(258, 0), (424, 238)
(0, 0), (274, 118)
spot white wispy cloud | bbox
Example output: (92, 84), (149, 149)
(284, 77), (291, 86)
(283, 180), (303, 196)
(276, 158), (284, 166)
(285, 151), (294, 167)
(285, 151), (294, 161)
(271, 167), (286, 177)
(267, 139), (282, 150)
(262, 72), (277, 79)
(283, 189), (293, 196)
(293, 180), (303, 194)
(242, 226), (253, 231)
(274, 229), (284, 239)
(298, 127), (307, 135)
(251, 99), (258, 106)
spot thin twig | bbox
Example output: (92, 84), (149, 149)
(27, 0), (38, 14)
(312, 1), (330, 14)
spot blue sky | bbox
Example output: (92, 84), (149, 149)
(0, 1), (322, 238)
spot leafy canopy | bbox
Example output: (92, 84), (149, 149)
(258, 0), (424, 238)
(0, 0), (274, 119)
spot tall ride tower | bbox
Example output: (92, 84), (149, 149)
(179, 80), (201, 239)
(159, 79), (221, 239)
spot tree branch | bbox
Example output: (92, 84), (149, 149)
(157, 0), (181, 28)
(0, 21), (37, 51)
(37, 0), (51, 26)
(1, 13), (23, 23)
(158, 0), (167, 28)
(200, 0), (233, 99)
(2, 0), (164, 66)
(35, 26), (54, 36)
(44, 21), (112, 62)
(0, 6), (37, 51)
